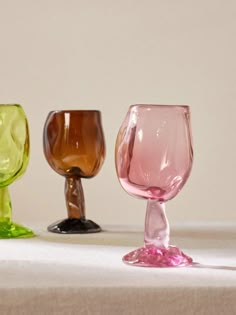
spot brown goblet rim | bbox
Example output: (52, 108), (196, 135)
(48, 110), (101, 115)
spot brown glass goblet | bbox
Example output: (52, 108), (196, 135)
(43, 110), (105, 234)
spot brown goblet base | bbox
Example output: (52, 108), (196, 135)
(47, 218), (101, 234)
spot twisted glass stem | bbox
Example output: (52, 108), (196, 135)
(65, 176), (85, 219)
(144, 199), (170, 248)
(0, 186), (12, 222)
(0, 186), (34, 238)
(123, 199), (193, 266)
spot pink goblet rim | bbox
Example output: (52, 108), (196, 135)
(130, 104), (190, 110)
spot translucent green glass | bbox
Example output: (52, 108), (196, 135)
(0, 104), (34, 238)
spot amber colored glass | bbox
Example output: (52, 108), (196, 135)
(43, 110), (105, 233)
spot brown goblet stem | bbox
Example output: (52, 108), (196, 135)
(47, 176), (101, 234)
(65, 176), (85, 219)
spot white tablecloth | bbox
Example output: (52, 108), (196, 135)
(0, 224), (236, 315)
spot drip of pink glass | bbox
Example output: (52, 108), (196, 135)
(115, 105), (193, 267)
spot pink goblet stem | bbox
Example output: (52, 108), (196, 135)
(123, 200), (193, 267)
(144, 200), (170, 248)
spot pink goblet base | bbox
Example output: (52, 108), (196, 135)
(123, 245), (193, 267)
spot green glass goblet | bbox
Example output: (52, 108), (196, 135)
(0, 104), (34, 238)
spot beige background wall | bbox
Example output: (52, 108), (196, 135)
(0, 0), (235, 227)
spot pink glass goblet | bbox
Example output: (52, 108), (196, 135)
(115, 104), (193, 267)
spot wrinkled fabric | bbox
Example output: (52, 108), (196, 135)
(0, 225), (235, 315)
